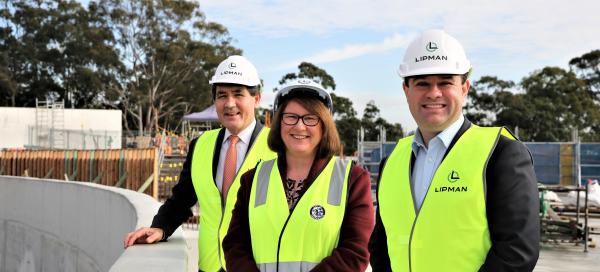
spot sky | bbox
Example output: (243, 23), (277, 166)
(199, 0), (600, 132)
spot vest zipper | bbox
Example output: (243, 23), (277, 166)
(217, 192), (225, 269)
(276, 211), (294, 272)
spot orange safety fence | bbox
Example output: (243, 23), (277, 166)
(0, 149), (159, 198)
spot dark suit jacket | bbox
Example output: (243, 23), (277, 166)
(151, 122), (265, 239)
(369, 119), (540, 271)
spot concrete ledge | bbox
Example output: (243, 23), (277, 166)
(0, 176), (188, 272)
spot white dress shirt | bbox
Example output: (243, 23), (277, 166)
(215, 119), (256, 193)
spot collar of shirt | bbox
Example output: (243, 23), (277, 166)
(412, 115), (464, 156)
(223, 119), (256, 146)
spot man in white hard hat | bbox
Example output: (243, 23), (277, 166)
(124, 55), (276, 272)
(370, 30), (539, 271)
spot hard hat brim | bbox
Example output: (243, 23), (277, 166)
(398, 65), (471, 78)
(274, 84), (333, 114)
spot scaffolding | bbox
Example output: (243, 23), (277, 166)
(357, 126), (398, 193)
(35, 99), (65, 149)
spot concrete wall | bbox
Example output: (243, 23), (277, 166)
(0, 176), (188, 272)
(0, 107), (122, 149)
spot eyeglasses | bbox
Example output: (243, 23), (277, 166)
(281, 113), (321, 127)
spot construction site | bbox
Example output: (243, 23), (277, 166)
(0, 102), (599, 271)
(3, 0), (600, 270)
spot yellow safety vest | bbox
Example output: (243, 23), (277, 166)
(191, 127), (276, 271)
(249, 156), (351, 272)
(378, 126), (515, 271)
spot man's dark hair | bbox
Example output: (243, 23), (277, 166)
(212, 83), (260, 100)
(403, 72), (470, 87)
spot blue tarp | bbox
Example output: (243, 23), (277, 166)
(363, 142), (600, 185)
(526, 143), (561, 184)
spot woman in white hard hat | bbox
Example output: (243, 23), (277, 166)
(223, 79), (375, 272)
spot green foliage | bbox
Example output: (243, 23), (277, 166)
(330, 92), (356, 119)
(0, 0), (121, 107)
(277, 62), (336, 90)
(2, 0), (598, 143)
(515, 67), (599, 141)
(466, 76), (515, 126)
(361, 101), (403, 142)
(0, 0), (240, 135)
(569, 49), (600, 94)
(470, 67), (600, 142)
(100, 0), (241, 134)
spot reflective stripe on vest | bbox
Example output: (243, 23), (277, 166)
(249, 156), (351, 272)
(254, 158), (348, 208)
(257, 261), (318, 272)
(379, 126), (512, 272)
(191, 127), (276, 272)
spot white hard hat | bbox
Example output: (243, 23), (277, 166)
(398, 29), (471, 78)
(209, 55), (261, 87)
(273, 78), (333, 114)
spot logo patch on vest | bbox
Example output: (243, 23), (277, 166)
(435, 170), (468, 193)
(310, 205), (325, 220)
(447, 170), (460, 182)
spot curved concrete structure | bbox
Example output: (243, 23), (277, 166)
(0, 176), (188, 272)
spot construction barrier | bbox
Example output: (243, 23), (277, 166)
(0, 148), (159, 198)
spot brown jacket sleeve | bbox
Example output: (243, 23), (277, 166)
(223, 168), (259, 272)
(312, 163), (375, 272)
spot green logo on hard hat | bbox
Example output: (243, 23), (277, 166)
(426, 42), (438, 52)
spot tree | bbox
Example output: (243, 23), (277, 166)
(330, 92), (356, 120)
(361, 101), (381, 141)
(99, 0), (241, 135)
(481, 67), (600, 141)
(518, 67), (600, 141)
(277, 62), (336, 90)
(465, 76), (515, 126)
(569, 49), (600, 95)
(360, 100), (403, 142)
(0, 0), (121, 107)
(0, 0), (241, 136)
(467, 59), (600, 142)
(0, 52), (17, 105)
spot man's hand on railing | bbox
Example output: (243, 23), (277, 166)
(124, 227), (164, 248)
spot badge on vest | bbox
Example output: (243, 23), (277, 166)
(310, 205), (325, 220)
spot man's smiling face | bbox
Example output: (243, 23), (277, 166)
(403, 74), (469, 138)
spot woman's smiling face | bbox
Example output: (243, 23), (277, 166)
(280, 100), (323, 158)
